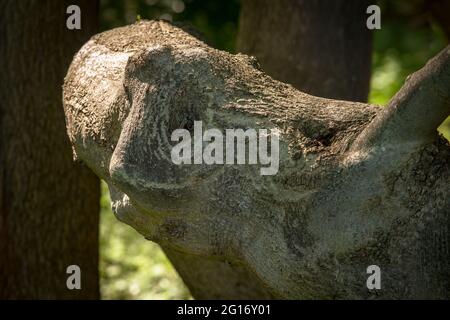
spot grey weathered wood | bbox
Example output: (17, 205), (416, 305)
(237, 0), (372, 101)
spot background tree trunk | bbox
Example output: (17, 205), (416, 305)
(0, 0), (100, 299)
(237, 0), (372, 102)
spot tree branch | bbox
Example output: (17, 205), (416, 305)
(352, 46), (450, 154)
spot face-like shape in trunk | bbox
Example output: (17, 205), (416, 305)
(64, 21), (450, 298)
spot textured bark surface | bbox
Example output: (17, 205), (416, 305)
(0, 1), (100, 299)
(63, 21), (450, 299)
(237, 0), (372, 101)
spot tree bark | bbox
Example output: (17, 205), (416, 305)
(62, 21), (450, 299)
(0, 0), (100, 299)
(175, 0), (375, 298)
(237, 0), (372, 102)
(163, 246), (273, 299)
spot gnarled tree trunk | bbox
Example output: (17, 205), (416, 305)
(62, 21), (450, 299)
(0, 0), (100, 299)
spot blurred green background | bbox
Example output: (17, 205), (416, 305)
(98, 0), (450, 300)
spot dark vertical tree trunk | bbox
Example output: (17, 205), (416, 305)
(237, 0), (373, 102)
(162, 0), (374, 299)
(0, 0), (100, 299)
